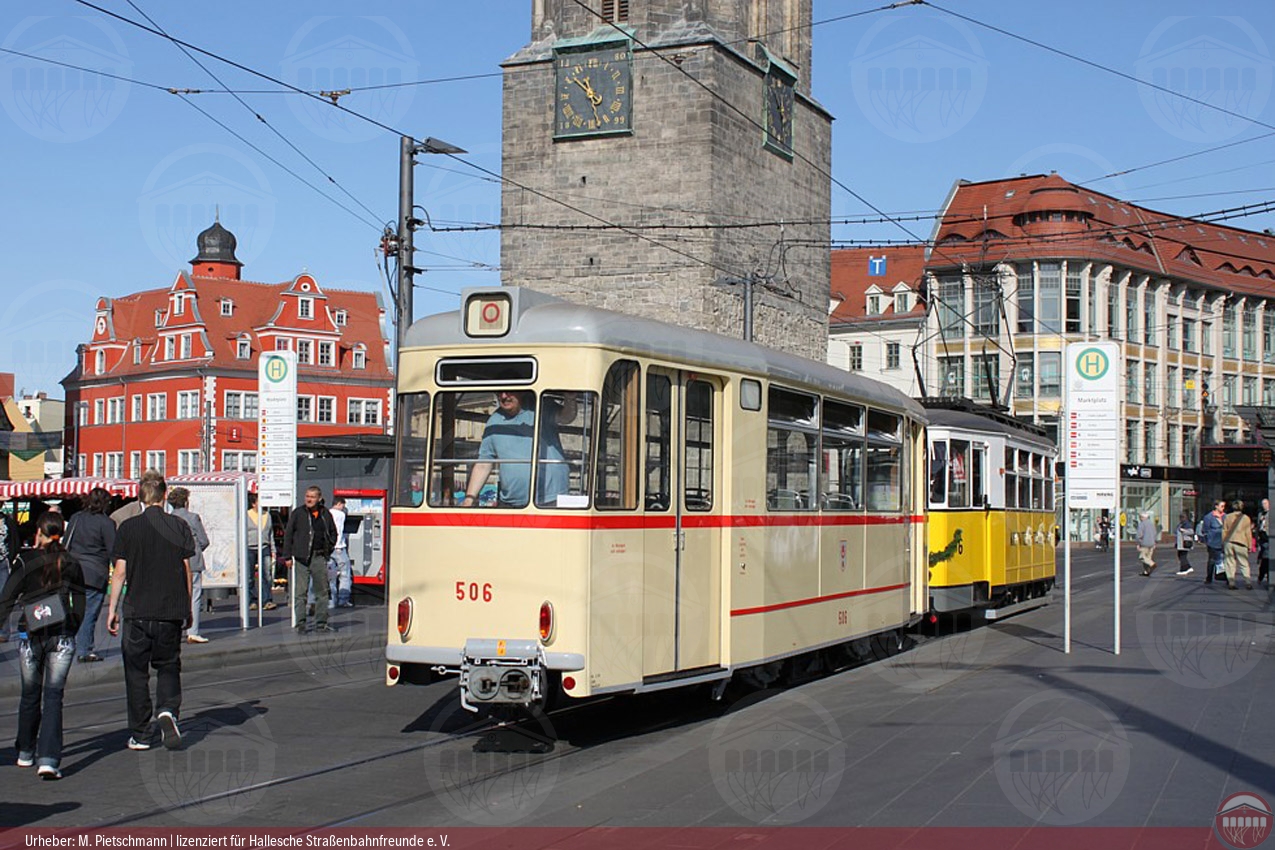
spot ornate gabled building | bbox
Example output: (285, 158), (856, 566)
(62, 221), (393, 478)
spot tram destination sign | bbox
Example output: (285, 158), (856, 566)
(1064, 341), (1120, 510)
(257, 350), (298, 508)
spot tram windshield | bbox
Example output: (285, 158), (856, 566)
(425, 389), (597, 509)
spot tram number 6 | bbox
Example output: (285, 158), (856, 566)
(456, 581), (493, 602)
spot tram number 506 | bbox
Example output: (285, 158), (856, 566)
(455, 581), (493, 602)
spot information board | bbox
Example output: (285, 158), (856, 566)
(257, 351), (298, 508)
(1064, 342), (1120, 510)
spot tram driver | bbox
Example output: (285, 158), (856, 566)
(462, 390), (578, 508)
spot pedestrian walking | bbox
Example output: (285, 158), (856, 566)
(1136, 511), (1159, 576)
(65, 487), (115, 661)
(167, 488), (210, 644)
(107, 474), (194, 751)
(1174, 512), (1195, 576)
(281, 486), (337, 634)
(245, 492), (275, 611)
(327, 497), (353, 609)
(0, 512), (86, 780)
(1221, 500), (1255, 591)
(1200, 500), (1226, 584)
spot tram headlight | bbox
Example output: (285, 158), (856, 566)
(397, 597), (413, 638)
(539, 600), (555, 644)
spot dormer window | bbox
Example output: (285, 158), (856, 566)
(220, 299), (233, 317)
(352, 345), (366, 370)
(173, 294), (185, 316)
(895, 292), (909, 313)
(180, 334), (192, 359)
(334, 310), (347, 327)
(95, 349), (105, 375)
(299, 297), (313, 320)
(165, 337), (175, 360)
(236, 335), (251, 360)
(155, 309), (164, 327)
(866, 295), (881, 315)
(133, 341), (142, 365)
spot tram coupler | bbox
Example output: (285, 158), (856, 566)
(459, 638), (546, 713)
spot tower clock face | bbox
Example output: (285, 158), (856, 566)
(554, 45), (632, 138)
(764, 67), (794, 157)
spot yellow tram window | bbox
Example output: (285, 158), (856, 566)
(595, 360), (640, 510)
(928, 440), (947, 507)
(534, 391), (598, 509)
(393, 392), (431, 507)
(948, 439), (971, 508)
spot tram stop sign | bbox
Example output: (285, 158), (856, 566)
(1064, 342), (1119, 511)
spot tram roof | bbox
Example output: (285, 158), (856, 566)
(922, 402), (1054, 452)
(406, 287), (926, 420)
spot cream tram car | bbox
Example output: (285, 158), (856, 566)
(386, 288), (928, 710)
(924, 402), (1057, 615)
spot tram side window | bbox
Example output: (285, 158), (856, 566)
(393, 392), (430, 507)
(947, 439), (971, 508)
(1044, 474), (1055, 510)
(1031, 453), (1044, 510)
(1004, 447), (1017, 509)
(822, 399), (864, 511)
(866, 409), (903, 512)
(928, 440), (947, 507)
(1017, 449), (1031, 508)
(534, 391), (598, 509)
(646, 373), (673, 511)
(429, 390), (533, 508)
(685, 380), (715, 512)
(766, 387), (819, 510)
(595, 360), (641, 510)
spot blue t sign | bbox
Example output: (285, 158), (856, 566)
(868, 255), (887, 276)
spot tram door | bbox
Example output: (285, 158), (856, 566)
(642, 368), (722, 678)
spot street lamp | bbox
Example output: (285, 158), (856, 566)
(396, 135), (467, 373)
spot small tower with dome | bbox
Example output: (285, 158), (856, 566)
(190, 217), (243, 280)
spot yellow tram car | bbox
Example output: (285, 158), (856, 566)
(385, 288), (929, 710)
(924, 402), (1057, 616)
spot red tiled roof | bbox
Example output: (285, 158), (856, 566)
(927, 173), (1275, 295)
(78, 273), (391, 381)
(830, 245), (929, 324)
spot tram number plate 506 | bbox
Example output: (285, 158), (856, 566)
(456, 581), (493, 602)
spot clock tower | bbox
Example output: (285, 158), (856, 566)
(500, 0), (832, 359)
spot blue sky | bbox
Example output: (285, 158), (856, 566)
(2, 0), (1273, 397)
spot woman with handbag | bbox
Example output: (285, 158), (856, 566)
(0, 511), (86, 780)
(1174, 512), (1196, 576)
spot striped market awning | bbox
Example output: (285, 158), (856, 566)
(0, 472), (257, 501)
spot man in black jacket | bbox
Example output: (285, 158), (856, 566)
(281, 486), (337, 634)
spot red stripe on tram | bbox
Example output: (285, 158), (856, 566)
(390, 512), (926, 530)
(730, 582), (911, 617)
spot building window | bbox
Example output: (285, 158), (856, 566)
(1107, 279), (1119, 338)
(1144, 422), (1156, 465)
(1183, 429), (1197, 465)
(1223, 304), (1237, 357)
(848, 343), (863, 371)
(1087, 277), (1096, 333)
(92, 453), (103, 477)
(1168, 424), (1179, 466)
(237, 336), (251, 360)
(1167, 314), (1179, 349)
(297, 339), (312, 364)
(1183, 318), (1196, 352)
(318, 341), (334, 367)
(1126, 287), (1139, 342)
(223, 451), (257, 472)
(1202, 321), (1212, 356)
(1039, 352), (1061, 398)
(133, 344), (142, 365)
(1126, 360), (1139, 405)
(94, 399), (104, 424)
(1038, 262), (1061, 333)
(1243, 375), (1257, 405)
(276, 338), (291, 351)
(972, 353), (999, 400)
(1243, 306), (1257, 360)
(106, 452), (124, 478)
(894, 292), (909, 313)
(334, 310), (347, 327)
(164, 337), (175, 360)
(1167, 366), (1179, 408)
(299, 297), (313, 319)
(244, 392), (259, 420)
(1223, 375), (1236, 412)
(147, 393), (167, 421)
(1184, 368), (1198, 410)
(173, 294), (184, 316)
(77, 404), (88, 427)
(180, 334), (192, 359)
(1143, 362), (1155, 406)
(146, 450), (166, 474)
(178, 449), (202, 475)
(94, 349), (105, 375)
(973, 281), (997, 335)
(1144, 290), (1156, 346)
(154, 309), (164, 327)
(107, 398), (124, 424)
(225, 391), (241, 420)
(177, 390), (201, 419)
(317, 396), (335, 424)
(940, 355), (965, 397)
(1015, 353), (1034, 399)
(352, 347), (367, 370)
(129, 451), (141, 479)
(885, 341), (900, 370)
(221, 299), (233, 317)
(1017, 265), (1035, 333)
(297, 396), (313, 423)
(1265, 378), (1275, 407)
(1265, 310), (1275, 363)
(76, 454), (86, 477)
(132, 395), (142, 422)
(939, 276), (964, 337)
(601, 0), (629, 22)
(1065, 264), (1082, 334)
(866, 294), (880, 315)
(1125, 421), (1139, 464)
(348, 399), (382, 426)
